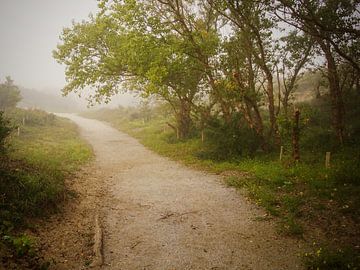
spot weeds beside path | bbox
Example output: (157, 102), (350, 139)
(81, 108), (360, 269)
(0, 109), (93, 269)
(63, 114), (305, 269)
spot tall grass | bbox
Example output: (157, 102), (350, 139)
(82, 99), (360, 268)
(0, 108), (92, 265)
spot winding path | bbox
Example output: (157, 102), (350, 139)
(62, 114), (304, 270)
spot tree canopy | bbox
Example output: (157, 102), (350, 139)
(54, 0), (360, 143)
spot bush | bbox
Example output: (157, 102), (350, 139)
(304, 247), (360, 270)
(0, 159), (65, 231)
(0, 111), (12, 153)
(6, 108), (55, 126)
(200, 114), (262, 160)
(0, 77), (22, 111)
(330, 159), (360, 186)
(2, 234), (35, 257)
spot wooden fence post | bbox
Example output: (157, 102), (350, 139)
(279, 146), (284, 161)
(325, 152), (331, 168)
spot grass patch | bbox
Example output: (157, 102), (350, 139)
(82, 108), (359, 222)
(82, 107), (360, 267)
(304, 246), (360, 270)
(10, 115), (92, 172)
(0, 108), (92, 267)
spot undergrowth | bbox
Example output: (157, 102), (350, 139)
(82, 101), (360, 269)
(0, 108), (92, 268)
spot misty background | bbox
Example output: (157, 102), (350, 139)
(0, 0), (137, 112)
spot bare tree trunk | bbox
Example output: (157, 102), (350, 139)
(292, 108), (300, 162)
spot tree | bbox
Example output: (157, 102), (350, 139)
(276, 0), (360, 144)
(143, 0), (222, 137)
(210, 0), (280, 143)
(278, 30), (314, 117)
(54, 0), (218, 139)
(219, 30), (267, 149)
(54, 0), (358, 148)
(0, 77), (22, 111)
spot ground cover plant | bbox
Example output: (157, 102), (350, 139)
(82, 92), (360, 269)
(0, 108), (92, 269)
(56, 1), (359, 268)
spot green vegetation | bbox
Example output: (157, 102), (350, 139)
(54, 0), (359, 147)
(304, 247), (360, 270)
(82, 94), (360, 268)
(56, 0), (359, 268)
(0, 108), (92, 268)
(0, 77), (22, 111)
(0, 112), (12, 153)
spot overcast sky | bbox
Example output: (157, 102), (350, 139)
(0, 0), (138, 107)
(0, 0), (100, 90)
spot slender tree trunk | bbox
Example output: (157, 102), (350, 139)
(292, 108), (300, 162)
(252, 102), (267, 150)
(177, 99), (192, 139)
(315, 84), (321, 99)
(243, 55), (268, 150)
(266, 73), (279, 143)
(241, 98), (268, 151)
(320, 40), (345, 145)
(282, 92), (290, 118)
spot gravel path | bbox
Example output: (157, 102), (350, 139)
(61, 114), (304, 270)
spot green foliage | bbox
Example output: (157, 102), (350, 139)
(2, 234), (34, 257)
(0, 108), (92, 265)
(304, 246), (360, 270)
(7, 108), (56, 127)
(0, 160), (65, 227)
(82, 100), (360, 247)
(199, 114), (262, 160)
(0, 110), (92, 229)
(53, 0), (221, 138)
(0, 77), (22, 111)
(344, 91), (360, 144)
(56, 0), (359, 262)
(0, 112), (12, 153)
(82, 104), (360, 269)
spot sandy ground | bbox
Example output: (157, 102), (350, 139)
(39, 114), (305, 270)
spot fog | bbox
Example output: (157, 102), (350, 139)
(0, 0), (138, 111)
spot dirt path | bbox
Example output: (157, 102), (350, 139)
(58, 114), (305, 270)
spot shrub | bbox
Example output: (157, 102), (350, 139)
(0, 77), (22, 111)
(0, 160), (65, 230)
(2, 234), (35, 257)
(304, 247), (360, 270)
(201, 114), (262, 160)
(0, 111), (12, 153)
(7, 108), (55, 126)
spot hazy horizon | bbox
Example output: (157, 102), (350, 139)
(0, 0), (137, 108)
